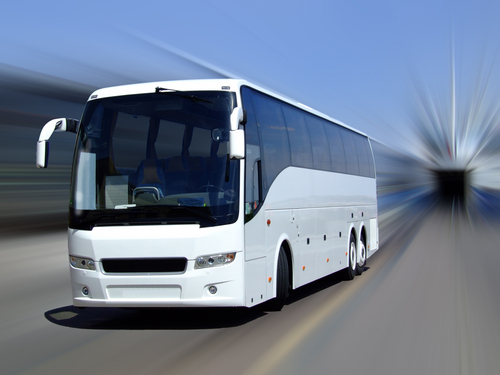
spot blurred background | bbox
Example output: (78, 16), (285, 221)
(2, 1), (500, 374)
(2, 0), (500, 235)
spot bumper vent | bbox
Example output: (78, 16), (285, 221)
(101, 258), (187, 273)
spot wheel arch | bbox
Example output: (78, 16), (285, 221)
(272, 235), (293, 295)
(360, 224), (367, 244)
(280, 239), (293, 291)
(349, 225), (357, 244)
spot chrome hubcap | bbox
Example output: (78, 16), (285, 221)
(359, 242), (366, 266)
(350, 242), (356, 270)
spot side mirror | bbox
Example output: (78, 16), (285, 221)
(229, 107), (245, 159)
(36, 118), (79, 168)
(36, 140), (49, 168)
(230, 107), (246, 131)
(229, 129), (245, 159)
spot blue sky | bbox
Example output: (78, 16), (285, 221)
(1, 0), (500, 148)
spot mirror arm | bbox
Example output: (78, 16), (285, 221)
(241, 109), (247, 125)
(230, 107), (244, 131)
(38, 118), (79, 142)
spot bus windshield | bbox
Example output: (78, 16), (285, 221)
(69, 91), (240, 230)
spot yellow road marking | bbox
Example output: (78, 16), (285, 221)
(242, 277), (365, 375)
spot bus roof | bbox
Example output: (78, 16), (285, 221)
(88, 79), (368, 138)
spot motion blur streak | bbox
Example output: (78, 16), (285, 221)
(123, 29), (235, 80)
(0, 64), (87, 236)
(399, 51), (500, 220)
(1, 42), (500, 375)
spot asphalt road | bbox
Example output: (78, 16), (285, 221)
(1, 207), (499, 375)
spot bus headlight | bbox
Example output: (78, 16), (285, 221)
(195, 253), (236, 269)
(70, 256), (96, 271)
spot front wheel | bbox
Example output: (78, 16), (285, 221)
(265, 246), (290, 311)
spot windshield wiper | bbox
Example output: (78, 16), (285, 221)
(155, 87), (213, 104)
(155, 87), (178, 93)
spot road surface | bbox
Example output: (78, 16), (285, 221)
(1, 207), (499, 375)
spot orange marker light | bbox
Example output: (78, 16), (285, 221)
(268, 277), (272, 283)
(327, 258), (329, 262)
(302, 266), (306, 271)
(267, 219), (271, 226)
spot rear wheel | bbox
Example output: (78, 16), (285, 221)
(356, 236), (366, 275)
(345, 233), (357, 280)
(266, 246), (290, 311)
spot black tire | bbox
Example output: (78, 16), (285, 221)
(356, 236), (367, 275)
(266, 246), (290, 311)
(344, 233), (357, 280)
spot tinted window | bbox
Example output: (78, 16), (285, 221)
(282, 105), (313, 168)
(364, 138), (375, 178)
(250, 91), (291, 194)
(324, 123), (347, 173)
(352, 133), (373, 177)
(243, 87), (375, 188)
(340, 129), (360, 175)
(241, 87), (262, 215)
(306, 115), (331, 171)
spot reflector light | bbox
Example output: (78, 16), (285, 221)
(196, 257), (207, 268)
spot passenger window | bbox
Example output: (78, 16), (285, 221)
(305, 115), (331, 171)
(366, 140), (375, 178)
(324, 123), (347, 173)
(282, 105), (313, 168)
(242, 87), (262, 217)
(250, 91), (291, 193)
(353, 133), (371, 177)
(340, 129), (360, 175)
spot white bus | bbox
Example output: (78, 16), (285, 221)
(36, 79), (378, 310)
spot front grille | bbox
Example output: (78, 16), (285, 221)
(101, 258), (187, 273)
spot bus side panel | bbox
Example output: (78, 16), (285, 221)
(264, 209), (296, 298)
(263, 167), (377, 289)
(296, 209), (316, 287)
(244, 206), (268, 306)
(244, 205), (267, 261)
(316, 208), (335, 279)
(244, 256), (267, 307)
(333, 207), (349, 273)
(368, 217), (379, 256)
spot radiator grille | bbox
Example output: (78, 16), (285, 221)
(101, 258), (187, 273)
